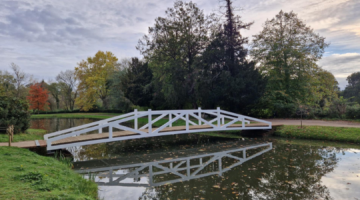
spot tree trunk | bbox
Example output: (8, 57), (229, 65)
(101, 97), (107, 110)
(56, 99), (60, 110)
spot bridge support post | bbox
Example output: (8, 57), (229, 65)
(98, 123), (102, 133)
(109, 125), (113, 138)
(218, 157), (222, 176)
(134, 109), (138, 130)
(186, 113), (189, 131)
(169, 114), (172, 127)
(217, 107), (220, 127)
(148, 109), (152, 134)
(198, 107), (201, 125)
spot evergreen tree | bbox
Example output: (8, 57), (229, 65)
(344, 72), (360, 104)
(197, 0), (266, 112)
(112, 58), (153, 108)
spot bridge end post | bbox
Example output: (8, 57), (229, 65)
(148, 109), (152, 134)
(198, 107), (201, 125)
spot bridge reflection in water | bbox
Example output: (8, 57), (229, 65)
(74, 142), (272, 187)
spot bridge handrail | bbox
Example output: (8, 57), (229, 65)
(44, 109), (241, 140)
(44, 108), (272, 150)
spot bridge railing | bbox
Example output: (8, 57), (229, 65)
(44, 108), (271, 150)
(75, 142), (273, 187)
(43, 112), (136, 140)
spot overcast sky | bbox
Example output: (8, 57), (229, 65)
(0, 0), (359, 89)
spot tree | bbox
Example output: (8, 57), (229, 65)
(0, 96), (31, 134)
(197, 0), (266, 112)
(310, 69), (339, 109)
(75, 51), (118, 111)
(27, 83), (49, 113)
(0, 70), (16, 97)
(118, 58), (153, 107)
(137, 1), (216, 108)
(10, 63), (30, 99)
(343, 72), (360, 104)
(56, 70), (78, 111)
(251, 11), (329, 115)
(46, 82), (61, 110)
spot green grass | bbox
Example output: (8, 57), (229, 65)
(0, 129), (47, 143)
(274, 125), (360, 143)
(0, 147), (98, 200)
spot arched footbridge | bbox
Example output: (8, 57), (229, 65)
(44, 108), (272, 151)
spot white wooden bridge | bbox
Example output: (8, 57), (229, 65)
(44, 108), (272, 151)
(74, 142), (273, 187)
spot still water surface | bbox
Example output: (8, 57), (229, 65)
(31, 118), (100, 133)
(31, 118), (360, 200)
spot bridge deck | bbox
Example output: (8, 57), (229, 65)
(52, 123), (269, 146)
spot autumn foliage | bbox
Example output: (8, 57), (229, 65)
(27, 83), (49, 112)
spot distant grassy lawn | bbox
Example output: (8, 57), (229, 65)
(0, 147), (98, 200)
(320, 118), (360, 123)
(0, 129), (47, 143)
(274, 125), (360, 143)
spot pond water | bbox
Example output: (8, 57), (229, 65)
(31, 118), (360, 199)
(30, 118), (100, 133)
(70, 134), (360, 200)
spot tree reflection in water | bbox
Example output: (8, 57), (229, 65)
(72, 136), (341, 200)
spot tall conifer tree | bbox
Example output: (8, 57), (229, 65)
(197, 0), (265, 112)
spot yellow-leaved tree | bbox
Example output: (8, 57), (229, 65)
(75, 51), (118, 111)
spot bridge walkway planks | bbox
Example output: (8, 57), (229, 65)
(0, 140), (47, 148)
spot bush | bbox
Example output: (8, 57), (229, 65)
(0, 96), (31, 134)
(346, 104), (360, 119)
(273, 103), (297, 118)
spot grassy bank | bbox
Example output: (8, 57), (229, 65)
(274, 125), (360, 143)
(0, 129), (47, 143)
(0, 147), (98, 199)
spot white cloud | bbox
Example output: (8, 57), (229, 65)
(318, 53), (360, 89)
(0, 0), (359, 84)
